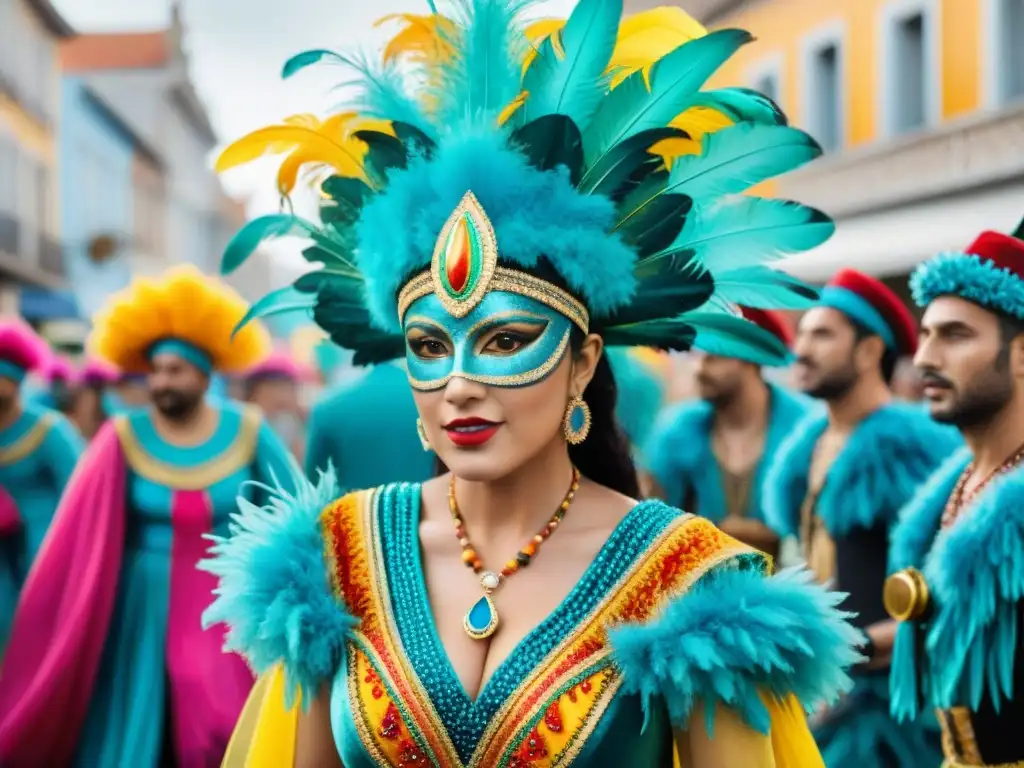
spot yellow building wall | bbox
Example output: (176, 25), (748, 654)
(706, 0), (982, 147)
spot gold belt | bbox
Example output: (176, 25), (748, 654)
(939, 707), (1024, 767)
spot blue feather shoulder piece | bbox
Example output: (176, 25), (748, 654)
(609, 565), (863, 735)
(763, 402), (961, 538)
(200, 461), (359, 709)
(890, 456), (1024, 719)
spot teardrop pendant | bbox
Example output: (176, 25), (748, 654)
(463, 594), (499, 640)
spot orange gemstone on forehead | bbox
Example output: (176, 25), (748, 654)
(445, 215), (472, 294)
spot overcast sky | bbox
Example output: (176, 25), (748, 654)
(52, 0), (577, 207)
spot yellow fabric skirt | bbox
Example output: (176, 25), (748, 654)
(223, 666), (825, 768)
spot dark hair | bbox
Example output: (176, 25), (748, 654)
(568, 330), (640, 498)
(851, 319), (898, 384)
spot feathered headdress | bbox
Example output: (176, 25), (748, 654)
(89, 265), (272, 374)
(0, 321), (47, 383)
(218, 1), (833, 365)
(40, 354), (76, 385)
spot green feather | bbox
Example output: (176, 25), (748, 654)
(578, 126), (686, 197)
(602, 317), (697, 351)
(511, 115), (584, 185)
(221, 214), (317, 275)
(520, 0), (622, 127)
(353, 130), (408, 184)
(665, 123), (820, 201)
(391, 121), (437, 158)
(615, 173), (691, 257)
(686, 310), (790, 365)
(605, 261), (713, 326)
(643, 197), (834, 273)
(709, 266), (819, 310)
(281, 49), (343, 79)
(581, 29), (752, 169)
(690, 87), (786, 126)
(231, 286), (316, 338)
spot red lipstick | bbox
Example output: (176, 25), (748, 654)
(444, 417), (501, 447)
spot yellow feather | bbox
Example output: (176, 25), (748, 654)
(497, 91), (528, 126)
(376, 13), (456, 65)
(651, 106), (735, 169)
(216, 126), (366, 180)
(609, 7), (707, 87)
(522, 18), (566, 73)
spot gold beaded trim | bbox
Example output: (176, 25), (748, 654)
(112, 406), (261, 489)
(406, 327), (571, 391)
(0, 412), (53, 466)
(397, 267), (590, 334)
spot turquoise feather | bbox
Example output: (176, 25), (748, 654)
(430, 0), (533, 128)
(689, 87), (786, 126)
(282, 49), (343, 79)
(330, 53), (433, 139)
(707, 266), (818, 310)
(231, 286), (316, 338)
(580, 29), (752, 172)
(646, 197), (833, 272)
(520, 0), (621, 127)
(665, 123), (820, 202)
(221, 214), (317, 275)
(685, 310), (790, 365)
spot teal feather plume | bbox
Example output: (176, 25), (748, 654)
(689, 87), (787, 126)
(686, 310), (791, 365)
(430, 0), (534, 127)
(580, 28), (752, 175)
(708, 266), (818, 310)
(330, 52), (433, 138)
(221, 214), (317, 275)
(232, 286), (316, 338)
(602, 317), (697, 351)
(520, 0), (621, 127)
(281, 49), (344, 79)
(644, 196), (834, 272)
(665, 123), (820, 202)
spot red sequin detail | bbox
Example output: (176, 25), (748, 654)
(399, 739), (427, 765)
(580, 679), (592, 694)
(372, 685), (383, 700)
(544, 701), (563, 733)
(379, 702), (401, 740)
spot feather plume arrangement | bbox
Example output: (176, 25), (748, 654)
(217, 0), (832, 365)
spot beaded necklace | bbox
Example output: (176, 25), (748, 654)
(941, 439), (1024, 528)
(449, 467), (581, 640)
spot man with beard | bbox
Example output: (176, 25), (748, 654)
(762, 268), (959, 767)
(0, 266), (295, 767)
(644, 308), (816, 556)
(886, 226), (1024, 767)
(0, 322), (83, 645)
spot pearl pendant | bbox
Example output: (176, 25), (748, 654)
(464, 594), (499, 640)
(480, 571), (501, 592)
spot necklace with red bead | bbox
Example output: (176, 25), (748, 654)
(942, 438), (1024, 528)
(450, 467), (581, 640)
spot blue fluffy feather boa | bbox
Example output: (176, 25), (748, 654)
(763, 402), (962, 538)
(889, 451), (1024, 720)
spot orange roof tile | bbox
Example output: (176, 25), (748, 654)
(60, 32), (169, 72)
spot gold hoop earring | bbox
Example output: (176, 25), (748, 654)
(563, 395), (591, 444)
(416, 418), (431, 451)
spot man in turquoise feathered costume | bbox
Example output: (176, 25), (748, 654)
(644, 307), (816, 557)
(886, 223), (1024, 767)
(305, 360), (436, 490)
(762, 268), (958, 767)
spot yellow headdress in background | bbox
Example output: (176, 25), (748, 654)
(89, 265), (271, 375)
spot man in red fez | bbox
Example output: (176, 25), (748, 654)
(762, 269), (959, 767)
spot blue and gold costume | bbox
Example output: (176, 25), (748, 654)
(204, 1), (860, 763)
(888, 227), (1024, 767)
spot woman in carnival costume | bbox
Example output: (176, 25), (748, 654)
(0, 266), (295, 767)
(203, 2), (862, 765)
(887, 223), (1024, 767)
(0, 321), (83, 645)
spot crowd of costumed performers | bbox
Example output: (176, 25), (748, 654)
(0, 321), (83, 646)
(644, 307), (814, 558)
(201, 0), (863, 765)
(761, 269), (961, 767)
(885, 222), (1024, 768)
(0, 266), (295, 766)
